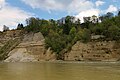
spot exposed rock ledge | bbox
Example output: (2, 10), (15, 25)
(4, 32), (56, 62)
(3, 32), (120, 62)
(65, 41), (120, 61)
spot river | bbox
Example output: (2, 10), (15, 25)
(0, 62), (120, 80)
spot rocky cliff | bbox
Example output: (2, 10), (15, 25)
(65, 41), (120, 61)
(4, 32), (56, 62)
(1, 30), (120, 62)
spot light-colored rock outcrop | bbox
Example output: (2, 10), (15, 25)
(4, 32), (56, 62)
(2, 30), (120, 62)
(4, 48), (37, 62)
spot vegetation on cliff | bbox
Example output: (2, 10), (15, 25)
(22, 12), (120, 54)
(1, 11), (120, 57)
(0, 38), (21, 60)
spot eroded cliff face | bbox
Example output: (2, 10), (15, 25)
(0, 30), (23, 48)
(0, 30), (24, 60)
(4, 32), (56, 62)
(1, 30), (120, 62)
(65, 41), (120, 61)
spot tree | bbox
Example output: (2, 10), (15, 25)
(83, 17), (91, 23)
(17, 23), (24, 30)
(75, 18), (81, 29)
(75, 19), (81, 25)
(63, 16), (75, 34)
(40, 19), (52, 36)
(118, 10), (120, 16)
(45, 31), (66, 54)
(91, 15), (98, 23)
(107, 25), (120, 40)
(69, 27), (76, 38)
(99, 12), (114, 22)
(105, 12), (114, 19)
(25, 17), (40, 32)
(49, 19), (57, 26)
(99, 16), (104, 22)
(75, 28), (91, 43)
(3, 25), (9, 32)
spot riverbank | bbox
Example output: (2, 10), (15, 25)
(0, 31), (120, 62)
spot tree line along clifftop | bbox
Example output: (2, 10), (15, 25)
(1, 11), (120, 57)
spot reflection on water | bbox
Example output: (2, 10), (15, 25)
(0, 62), (120, 80)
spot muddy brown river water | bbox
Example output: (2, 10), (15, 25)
(0, 62), (120, 80)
